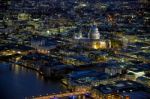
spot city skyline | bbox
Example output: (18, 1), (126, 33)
(0, 0), (149, 99)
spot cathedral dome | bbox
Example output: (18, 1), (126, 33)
(89, 25), (100, 40)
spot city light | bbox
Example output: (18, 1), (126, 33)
(0, 0), (149, 99)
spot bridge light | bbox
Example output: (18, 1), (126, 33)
(69, 95), (77, 99)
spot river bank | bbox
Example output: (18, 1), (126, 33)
(0, 62), (66, 99)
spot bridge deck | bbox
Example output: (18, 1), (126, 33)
(33, 91), (89, 99)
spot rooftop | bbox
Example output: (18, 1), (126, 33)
(122, 91), (150, 99)
(95, 80), (146, 94)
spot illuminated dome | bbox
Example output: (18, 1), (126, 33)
(89, 25), (100, 40)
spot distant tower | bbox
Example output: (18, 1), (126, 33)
(78, 30), (83, 39)
(88, 23), (100, 40)
(74, 28), (83, 39)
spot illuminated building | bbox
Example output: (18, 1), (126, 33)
(74, 24), (111, 49)
(92, 80), (150, 99)
(30, 36), (58, 55)
(18, 13), (31, 21)
(63, 70), (109, 92)
(62, 55), (92, 66)
(127, 68), (145, 79)
(88, 25), (100, 40)
(88, 51), (108, 62)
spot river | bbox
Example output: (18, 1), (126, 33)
(0, 62), (66, 99)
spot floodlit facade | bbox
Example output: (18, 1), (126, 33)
(74, 24), (111, 49)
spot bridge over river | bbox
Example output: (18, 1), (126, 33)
(31, 91), (90, 99)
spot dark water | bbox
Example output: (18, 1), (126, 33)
(0, 62), (66, 99)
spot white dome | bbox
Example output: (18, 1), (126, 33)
(89, 25), (100, 40)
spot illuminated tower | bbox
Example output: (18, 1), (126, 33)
(78, 30), (83, 39)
